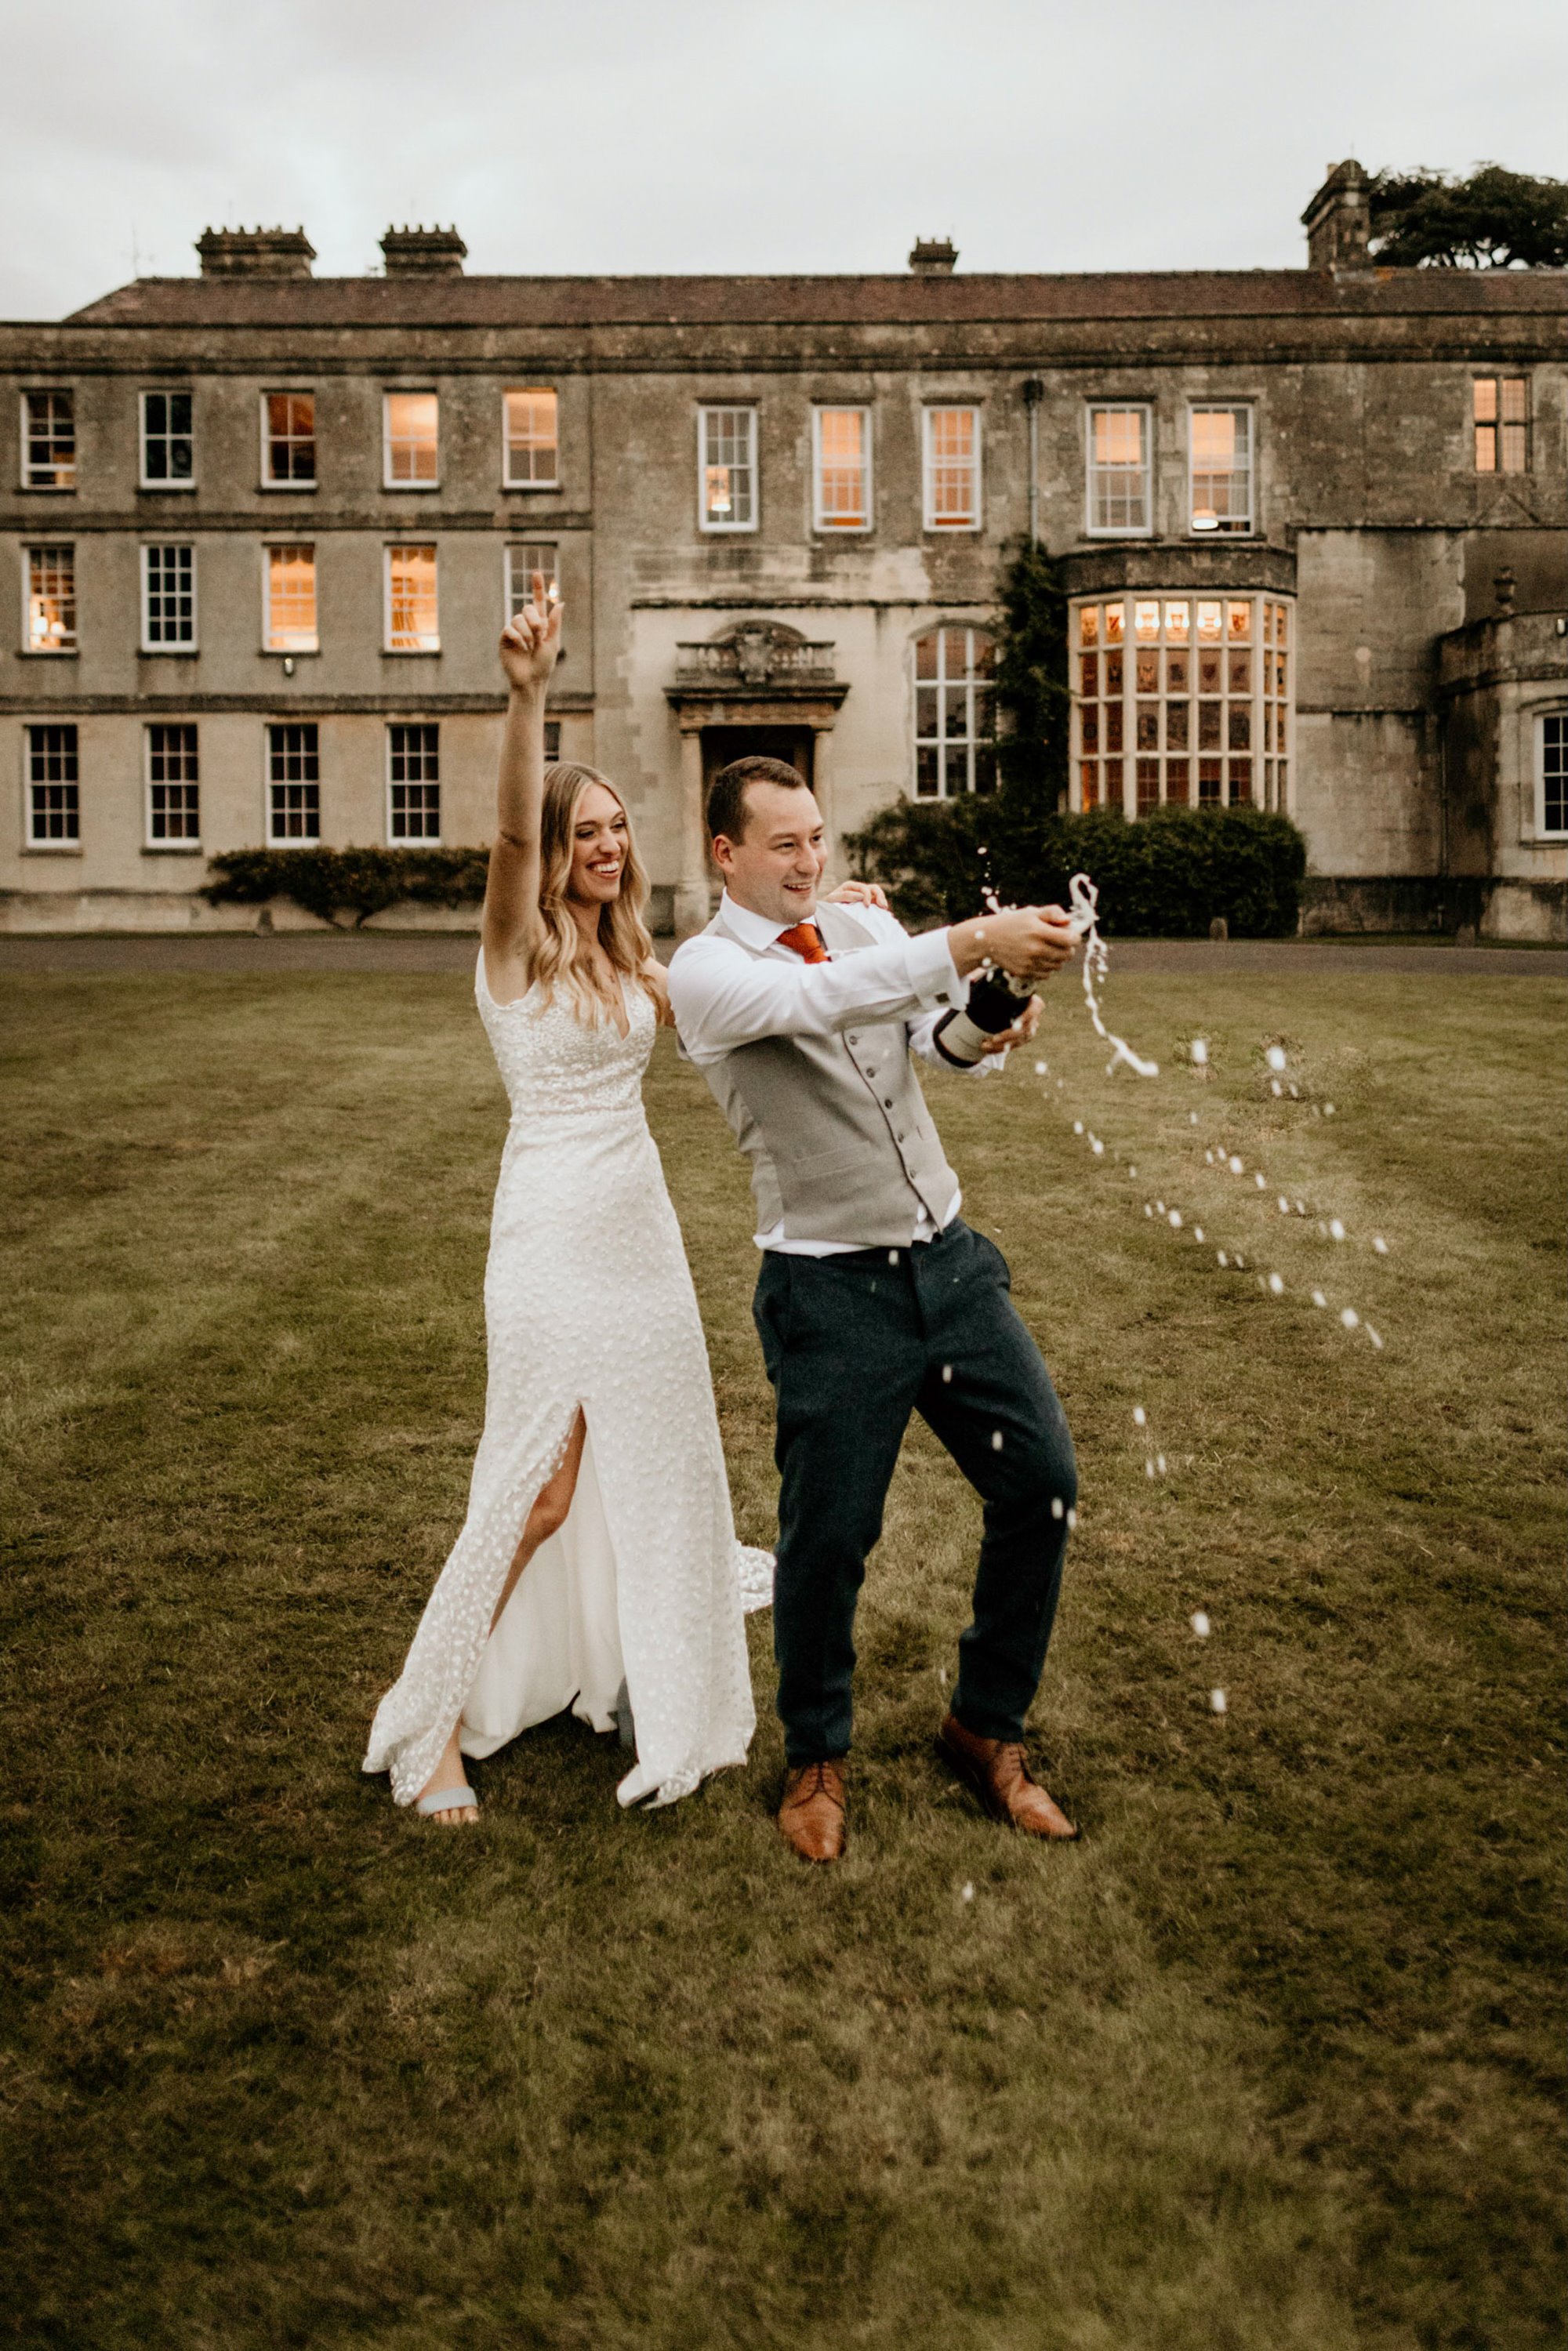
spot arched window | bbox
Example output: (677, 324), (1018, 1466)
(913, 626), (996, 799)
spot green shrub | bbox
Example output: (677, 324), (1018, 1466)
(846, 799), (1307, 938)
(203, 846), (490, 927)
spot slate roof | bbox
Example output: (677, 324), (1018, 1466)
(58, 267), (1567, 332)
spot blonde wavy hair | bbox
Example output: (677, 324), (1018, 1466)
(528, 764), (656, 1021)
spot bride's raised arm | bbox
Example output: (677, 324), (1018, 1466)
(482, 573), (563, 1003)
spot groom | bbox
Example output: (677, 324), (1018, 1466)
(668, 756), (1081, 1863)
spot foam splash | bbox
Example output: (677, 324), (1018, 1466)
(1066, 874), (1160, 1079)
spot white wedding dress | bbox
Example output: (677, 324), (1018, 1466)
(364, 955), (771, 1810)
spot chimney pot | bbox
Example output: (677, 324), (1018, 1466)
(908, 236), (958, 276)
(381, 225), (467, 277)
(196, 226), (316, 280)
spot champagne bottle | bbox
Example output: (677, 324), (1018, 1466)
(931, 970), (1033, 1068)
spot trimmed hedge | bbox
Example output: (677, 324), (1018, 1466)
(845, 798), (1307, 938)
(203, 846), (490, 927)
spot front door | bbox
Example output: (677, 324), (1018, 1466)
(701, 727), (815, 798)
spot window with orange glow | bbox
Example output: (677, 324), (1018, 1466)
(814, 408), (870, 530)
(386, 545), (439, 651)
(1473, 378), (1528, 473)
(1087, 405), (1150, 533)
(1073, 597), (1292, 818)
(383, 392), (438, 486)
(924, 407), (980, 528)
(264, 545), (318, 652)
(25, 544), (76, 651)
(1189, 405), (1253, 534)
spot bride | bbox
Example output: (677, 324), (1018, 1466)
(364, 575), (775, 1819)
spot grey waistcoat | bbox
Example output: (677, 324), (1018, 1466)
(694, 900), (961, 1247)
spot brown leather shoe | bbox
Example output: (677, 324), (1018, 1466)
(778, 1759), (847, 1863)
(936, 1713), (1078, 1841)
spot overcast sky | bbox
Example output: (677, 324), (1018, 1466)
(4, 0), (1564, 317)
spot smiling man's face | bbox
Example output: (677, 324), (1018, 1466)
(712, 780), (827, 928)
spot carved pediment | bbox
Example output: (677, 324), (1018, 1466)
(674, 619), (839, 689)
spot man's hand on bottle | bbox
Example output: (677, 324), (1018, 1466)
(979, 996), (1044, 1055)
(949, 905), (1076, 984)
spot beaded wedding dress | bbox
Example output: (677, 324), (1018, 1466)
(364, 955), (771, 1810)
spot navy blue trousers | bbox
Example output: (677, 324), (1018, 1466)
(753, 1218), (1076, 1765)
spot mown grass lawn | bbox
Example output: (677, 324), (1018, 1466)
(2, 962), (1563, 2351)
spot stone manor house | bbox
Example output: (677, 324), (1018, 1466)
(2, 165), (1564, 939)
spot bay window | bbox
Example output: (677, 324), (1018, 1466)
(1072, 596), (1293, 817)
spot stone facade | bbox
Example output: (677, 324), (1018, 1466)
(2, 176), (1563, 938)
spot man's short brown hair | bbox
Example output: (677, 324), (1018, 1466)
(706, 755), (810, 844)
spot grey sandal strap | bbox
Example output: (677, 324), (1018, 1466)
(416, 1784), (479, 1816)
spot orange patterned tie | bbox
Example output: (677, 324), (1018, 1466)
(776, 922), (829, 964)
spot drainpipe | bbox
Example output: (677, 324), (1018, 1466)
(1022, 376), (1044, 545)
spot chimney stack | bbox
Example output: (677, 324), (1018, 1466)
(908, 236), (958, 277)
(197, 227), (316, 280)
(1301, 162), (1372, 271)
(380, 225), (467, 278)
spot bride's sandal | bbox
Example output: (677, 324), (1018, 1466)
(416, 1784), (480, 1823)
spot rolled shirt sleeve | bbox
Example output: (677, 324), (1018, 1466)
(670, 916), (964, 1068)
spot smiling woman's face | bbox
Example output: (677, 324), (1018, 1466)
(567, 781), (629, 905)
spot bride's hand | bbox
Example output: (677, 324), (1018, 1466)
(826, 878), (889, 912)
(499, 571), (563, 694)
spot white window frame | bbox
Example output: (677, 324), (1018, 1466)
(922, 405), (982, 532)
(1535, 706), (1568, 840)
(1085, 403), (1152, 538)
(24, 723), (80, 847)
(811, 405), (873, 534)
(911, 622), (998, 799)
(143, 722), (201, 851)
(383, 544), (440, 654)
(502, 389), (560, 489)
(262, 543), (319, 655)
(697, 405), (758, 533)
(139, 389), (195, 490)
(386, 721), (443, 844)
(23, 543), (78, 654)
(260, 390), (317, 490)
(504, 542), (559, 619)
(20, 390), (76, 492)
(1188, 404), (1254, 536)
(140, 543), (198, 653)
(1067, 593), (1294, 820)
(264, 721), (321, 845)
(382, 390), (440, 490)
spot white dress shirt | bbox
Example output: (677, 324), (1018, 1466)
(668, 891), (977, 1256)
